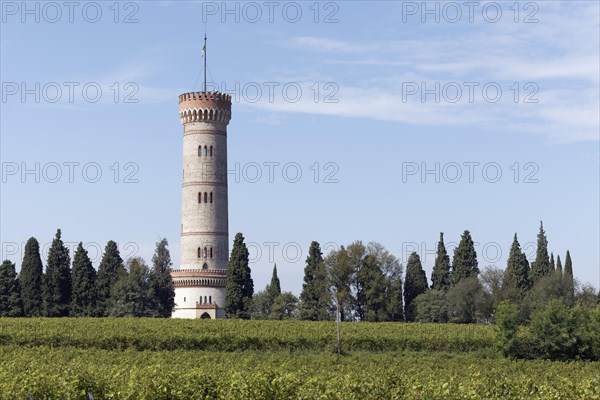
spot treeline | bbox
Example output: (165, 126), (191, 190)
(233, 222), (597, 324)
(0, 230), (175, 317)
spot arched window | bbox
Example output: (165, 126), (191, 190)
(198, 145), (202, 156)
(202, 263), (208, 270)
(204, 192), (208, 203)
(203, 247), (207, 258)
(204, 296), (207, 304)
(210, 247), (213, 258)
(210, 146), (213, 157)
(184, 297), (186, 302)
(197, 248), (201, 258)
(209, 296), (212, 304)
(210, 192), (213, 204)
(204, 146), (208, 156)
(198, 192), (202, 203)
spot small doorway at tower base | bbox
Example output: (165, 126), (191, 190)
(200, 312), (211, 319)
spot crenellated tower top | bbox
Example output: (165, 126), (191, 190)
(178, 91), (232, 125)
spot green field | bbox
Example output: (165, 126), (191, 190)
(1, 319), (599, 399)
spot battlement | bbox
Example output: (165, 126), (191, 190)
(179, 91), (232, 125)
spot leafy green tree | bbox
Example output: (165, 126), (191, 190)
(270, 292), (298, 320)
(522, 272), (564, 320)
(403, 252), (428, 322)
(325, 245), (355, 321)
(299, 241), (331, 320)
(495, 301), (520, 357)
(529, 299), (579, 360)
(70, 243), (97, 317)
(575, 284), (598, 308)
(96, 241), (126, 316)
(109, 257), (151, 317)
(19, 237), (44, 316)
(251, 290), (271, 319)
(414, 290), (448, 323)
(549, 252), (555, 272)
(480, 266), (504, 311)
(556, 255), (563, 278)
(563, 250), (575, 306)
(43, 229), (72, 317)
(148, 239), (175, 317)
(502, 234), (530, 301)
(225, 233), (254, 319)
(530, 221), (551, 284)
(431, 232), (451, 291)
(451, 230), (479, 285)
(0, 260), (23, 317)
(447, 277), (490, 323)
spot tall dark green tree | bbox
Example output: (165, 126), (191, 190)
(431, 232), (451, 291)
(19, 237), (44, 316)
(70, 243), (97, 317)
(503, 234), (530, 300)
(403, 252), (428, 322)
(43, 229), (72, 317)
(109, 257), (151, 317)
(530, 221), (551, 284)
(451, 230), (479, 284)
(356, 252), (388, 322)
(549, 253), (555, 272)
(96, 241), (126, 316)
(556, 255), (563, 278)
(266, 264), (281, 303)
(225, 233), (254, 319)
(563, 250), (575, 306)
(148, 238), (175, 317)
(0, 260), (23, 317)
(299, 241), (330, 320)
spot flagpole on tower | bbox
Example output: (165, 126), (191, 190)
(203, 33), (207, 93)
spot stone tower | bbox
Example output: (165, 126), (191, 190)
(171, 91), (232, 319)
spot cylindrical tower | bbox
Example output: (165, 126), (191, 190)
(171, 91), (232, 319)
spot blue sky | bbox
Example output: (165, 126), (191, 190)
(1, 1), (599, 293)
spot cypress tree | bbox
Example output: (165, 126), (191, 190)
(267, 264), (281, 300)
(503, 233), (530, 294)
(148, 238), (175, 317)
(96, 241), (126, 316)
(299, 241), (331, 320)
(530, 221), (551, 284)
(225, 233), (254, 319)
(549, 252), (555, 272)
(70, 243), (97, 317)
(556, 255), (563, 278)
(0, 260), (23, 317)
(43, 229), (72, 317)
(19, 237), (44, 316)
(260, 263), (282, 318)
(563, 250), (575, 306)
(403, 252), (428, 322)
(431, 232), (451, 291)
(451, 230), (479, 285)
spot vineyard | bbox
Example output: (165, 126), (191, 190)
(1, 319), (599, 399)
